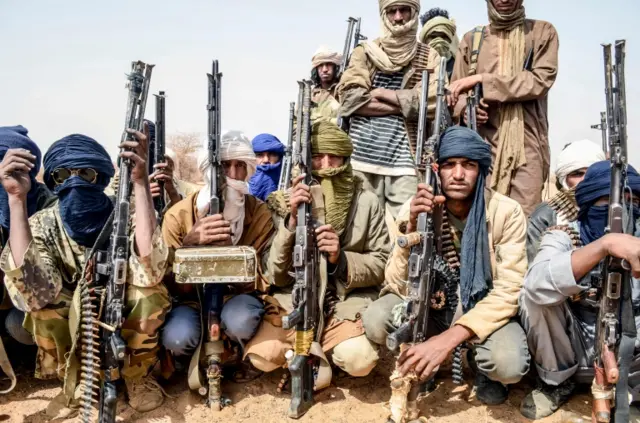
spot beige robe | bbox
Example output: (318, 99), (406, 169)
(451, 20), (559, 216)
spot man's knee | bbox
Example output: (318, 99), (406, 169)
(221, 295), (264, 344)
(161, 306), (201, 357)
(362, 294), (401, 347)
(331, 335), (379, 377)
(5, 308), (34, 345)
(474, 322), (530, 385)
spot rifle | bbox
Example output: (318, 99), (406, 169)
(77, 60), (153, 423)
(591, 112), (608, 157)
(171, 61), (257, 410)
(386, 60), (456, 423)
(278, 102), (295, 191)
(153, 91), (166, 219)
(281, 80), (319, 419)
(337, 17), (366, 132)
(592, 40), (634, 423)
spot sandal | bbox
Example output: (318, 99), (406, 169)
(227, 360), (263, 383)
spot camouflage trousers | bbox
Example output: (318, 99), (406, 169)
(24, 283), (170, 381)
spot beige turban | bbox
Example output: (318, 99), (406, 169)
(361, 0), (420, 73)
(419, 15), (459, 60)
(311, 46), (343, 70)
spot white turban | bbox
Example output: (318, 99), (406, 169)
(311, 45), (343, 70)
(555, 139), (606, 190)
(196, 130), (256, 245)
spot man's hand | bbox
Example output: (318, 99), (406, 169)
(370, 88), (398, 105)
(463, 98), (490, 126)
(183, 214), (232, 247)
(447, 74), (483, 107)
(398, 333), (454, 381)
(288, 174), (311, 231)
(0, 149), (35, 200)
(602, 233), (640, 279)
(120, 122), (150, 185)
(316, 225), (340, 264)
(407, 183), (446, 233)
(150, 160), (180, 204)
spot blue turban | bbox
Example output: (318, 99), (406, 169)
(144, 119), (156, 143)
(438, 126), (493, 312)
(576, 160), (640, 245)
(249, 133), (285, 201)
(44, 134), (115, 247)
(0, 126), (42, 229)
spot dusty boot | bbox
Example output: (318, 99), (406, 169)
(475, 373), (508, 405)
(520, 379), (575, 420)
(126, 375), (165, 412)
(45, 390), (80, 420)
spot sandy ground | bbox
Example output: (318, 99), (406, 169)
(0, 346), (594, 423)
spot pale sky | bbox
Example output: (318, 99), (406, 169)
(1, 0), (638, 169)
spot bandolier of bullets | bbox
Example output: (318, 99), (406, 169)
(547, 189), (578, 222)
(79, 265), (105, 421)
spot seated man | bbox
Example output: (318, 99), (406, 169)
(363, 126), (529, 406)
(520, 160), (640, 420)
(0, 126), (57, 391)
(527, 139), (605, 262)
(161, 131), (275, 386)
(249, 133), (285, 202)
(0, 130), (169, 417)
(246, 121), (387, 379)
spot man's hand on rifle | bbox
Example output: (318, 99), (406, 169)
(602, 233), (640, 279)
(398, 326), (474, 381)
(121, 123), (150, 184)
(407, 183), (446, 233)
(447, 74), (483, 107)
(316, 224), (340, 264)
(463, 98), (490, 126)
(287, 174), (312, 231)
(183, 214), (232, 247)
(0, 148), (35, 200)
(150, 157), (180, 204)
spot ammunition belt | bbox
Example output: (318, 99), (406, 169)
(431, 213), (461, 312)
(548, 190), (578, 223)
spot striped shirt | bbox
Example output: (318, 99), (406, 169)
(349, 72), (415, 177)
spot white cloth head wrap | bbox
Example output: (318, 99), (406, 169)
(555, 139), (606, 190)
(196, 130), (256, 245)
(311, 46), (343, 70)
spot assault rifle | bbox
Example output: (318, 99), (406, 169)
(337, 17), (366, 132)
(171, 61), (257, 410)
(592, 40), (634, 423)
(281, 80), (320, 419)
(153, 91), (166, 219)
(591, 111), (608, 157)
(78, 60), (153, 423)
(278, 101), (296, 191)
(386, 59), (455, 423)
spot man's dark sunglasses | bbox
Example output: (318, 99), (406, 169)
(51, 168), (98, 185)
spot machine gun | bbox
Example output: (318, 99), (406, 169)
(171, 61), (257, 411)
(592, 40), (634, 423)
(591, 111), (608, 157)
(281, 80), (321, 419)
(78, 60), (153, 423)
(336, 17), (367, 132)
(278, 101), (296, 191)
(386, 59), (457, 423)
(153, 91), (167, 219)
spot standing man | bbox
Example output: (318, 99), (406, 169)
(336, 0), (442, 219)
(527, 140), (605, 262)
(448, 0), (559, 216)
(249, 133), (285, 202)
(520, 161), (640, 420)
(0, 131), (170, 417)
(363, 127), (530, 411)
(310, 46), (343, 125)
(419, 8), (459, 79)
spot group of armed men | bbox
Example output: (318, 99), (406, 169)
(1, 0), (638, 422)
